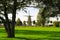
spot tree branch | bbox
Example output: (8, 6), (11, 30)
(0, 16), (5, 22)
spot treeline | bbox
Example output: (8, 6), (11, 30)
(15, 18), (36, 26)
(0, 18), (60, 27)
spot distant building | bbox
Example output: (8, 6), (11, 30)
(45, 14), (60, 26)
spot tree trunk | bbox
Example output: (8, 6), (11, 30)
(3, 21), (12, 37)
(0, 17), (11, 37)
(3, 3), (14, 37)
(10, 0), (17, 37)
(2, 0), (17, 38)
(4, 20), (15, 37)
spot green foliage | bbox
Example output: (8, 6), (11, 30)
(23, 21), (26, 26)
(37, 8), (43, 26)
(0, 21), (2, 23)
(16, 18), (22, 26)
(53, 21), (60, 27)
(36, 20), (41, 26)
(37, 8), (47, 26)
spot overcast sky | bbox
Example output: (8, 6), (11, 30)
(8, 7), (39, 22)
(8, 7), (60, 22)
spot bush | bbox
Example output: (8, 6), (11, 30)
(53, 21), (60, 27)
(23, 21), (26, 26)
(16, 18), (22, 26)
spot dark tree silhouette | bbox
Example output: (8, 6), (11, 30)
(16, 18), (22, 26)
(0, 0), (32, 38)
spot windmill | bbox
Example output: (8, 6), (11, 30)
(24, 10), (33, 26)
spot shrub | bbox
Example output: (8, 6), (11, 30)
(23, 21), (26, 26)
(16, 18), (22, 26)
(53, 21), (60, 27)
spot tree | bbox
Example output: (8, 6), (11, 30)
(23, 21), (26, 26)
(0, 0), (13, 37)
(36, 0), (60, 26)
(27, 15), (32, 26)
(37, 8), (44, 26)
(0, 20), (3, 26)
(41, 0), (60, 16)
(0, 0), (32, 38)
(16, 18), (22, 26)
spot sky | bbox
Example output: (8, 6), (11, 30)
(8, 7), (60, 22)
(8, 7), (39, 22)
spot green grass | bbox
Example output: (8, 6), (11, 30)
(0, 26), (60, 40)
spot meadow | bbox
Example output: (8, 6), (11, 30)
(0, 26), (60, 40)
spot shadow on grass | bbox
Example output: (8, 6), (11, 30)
(0, 29), (60, 40)
(1, 37), (60, 40)
(15, 37), (60, 40)
(15, 30), (60, 40)
(15, 30), (60, 35)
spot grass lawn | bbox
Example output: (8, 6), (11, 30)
(0, 26), (60, 40)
